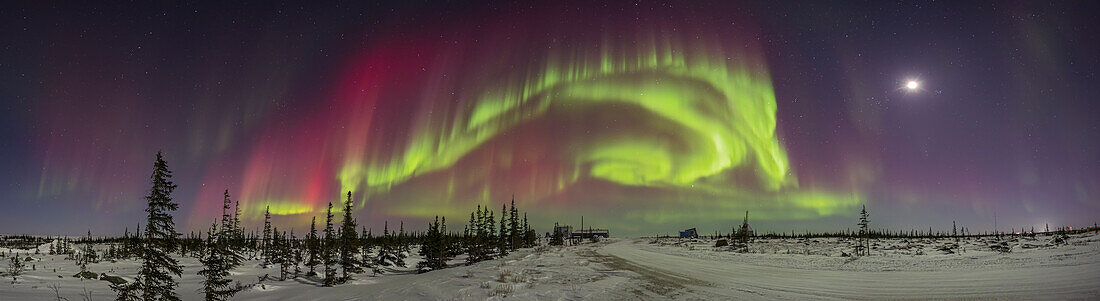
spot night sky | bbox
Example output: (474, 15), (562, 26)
(1, 1), (1097, 236)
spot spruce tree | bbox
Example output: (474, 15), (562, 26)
(466, 211), (477, 265)
(8, 253), (24, 281)
(133, 152), (184, 301)
(223, 201), (234, 237)
(441, 216), (455, 257)
(377, 221), (407, 268)
(130, 225), (140, 258)
(417, 216), (445, 272)
(377, 221), (408, 268)
(261, 205), (272, 266)
(378, 221), (391, 267)
(498, 204), (509, 256)
(522, 213), (534, 247)
(338, 191), (363, 282)
(306, 216), (319, 277)
(111, 280), (140, 301)
(509, 197), (520, 250)
(857, 205), (870, 256)
(397, 221), (410, 260)
(359, 226), (373, 273)
(198, 221), (234, 301)
(740, 211), (751, 245)
(550, 222), (564, 246)
(270, 226), (280, 267)
(440, 217), (452, 265)
(466, 207), (494, 265)
(953, 221), (959, 243)
(270, 227), (281, 279)
(278, 230), (292, 281)
(322, 202), (337, 286)
(219, 190), (242, 268)
(231, 200), (243, 250)
(291, 230), (302, 278)
(80, 230), (97, 271)
(367, 228), (382, 275)
(485, 207), (496, 259)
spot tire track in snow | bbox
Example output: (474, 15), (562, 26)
(581, 248), (711, 298)
(595, 239), (1100, 300)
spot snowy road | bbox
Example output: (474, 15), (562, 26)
(5, 237), (1099, 300)
(595, 240), (1100, 299)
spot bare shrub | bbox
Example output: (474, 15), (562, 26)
(488, 283), (514, 297)
(496, 269), (512, 283)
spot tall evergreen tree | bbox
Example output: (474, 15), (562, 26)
(8, 254), (24, 281)
(338, 191), (363, 282)
(278, 230), (292, 281)
(485, 206), (496, 259)
(80, 230), (98, 271)
(953, 221), (959, 243)
(857, 205), (870, 256)
(440, 216), (453, 258)
(138, 151), (184, 301)
(466, 210), (479, 265)
(417, 216), (448, 272)
(739, 211), (751, 245)
(261, 205), (272, 266)
(376, 221), (400, 268)
(523, 213), (537, 248)
(498, 204), (509, 256)
(322, 202), (337, 286)
(198, 221), (235, 301)
(291, 230), (302, 278)
(359, 226), (373, 273)
(397, 221), (410, 258)
(306, 216), (320, 277)
(231, 200), (243, 250)
(366, 228), (382, 275)
(377, 221), (408, 268)
(220, 190), (233, 240)
(378, 221), (391, 267)
(509, 197), (520, 250)
(465, 205), (495, 263)
(550, 222), (564, 246)
(131, 225), (141, 258)
(111, 278), (140, 301)
(219, 190), (242, 268)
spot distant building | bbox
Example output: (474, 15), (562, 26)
(554, 224), (610, 239)
(680, 228), (698, 238)
(554, 225), (573, 238)
(572, 229), (610, 239)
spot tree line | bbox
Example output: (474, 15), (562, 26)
(80, 151), (544, 300)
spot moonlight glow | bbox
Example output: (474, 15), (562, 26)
(906, 80), (919, 90)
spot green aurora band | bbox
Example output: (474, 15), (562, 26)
(332, 34), (863, 232)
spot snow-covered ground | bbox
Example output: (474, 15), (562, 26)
(3, 232), (1098, 300)
(609, 233), (1100, 299)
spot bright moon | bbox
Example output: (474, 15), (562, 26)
(906, 80), (919, 90)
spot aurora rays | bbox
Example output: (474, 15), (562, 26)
(313, 30), (864, 233)
(4, 1), (1097, 236)
(358, 36), (792, 196)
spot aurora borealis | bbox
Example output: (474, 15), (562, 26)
(1, 2), (1097, 236)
